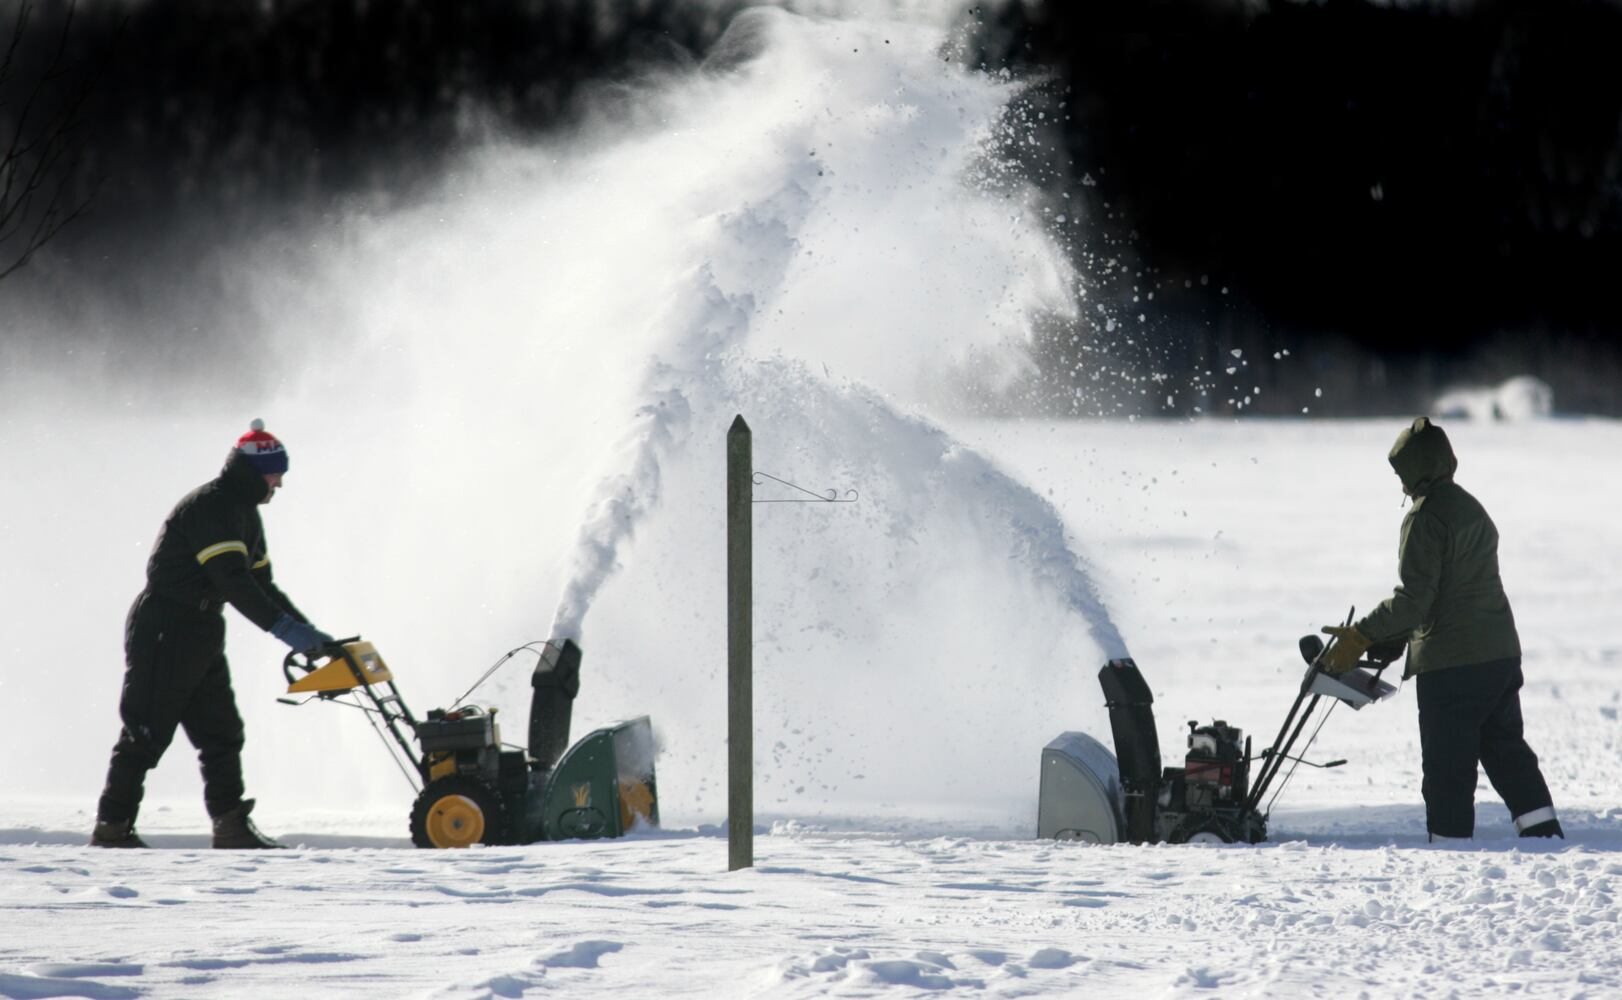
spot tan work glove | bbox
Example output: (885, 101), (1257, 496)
(1320, 625), (1372, 675)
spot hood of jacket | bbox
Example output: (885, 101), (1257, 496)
(1388, 416), (1457, 497)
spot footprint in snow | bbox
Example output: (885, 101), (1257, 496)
(539, 940), (623, 969)
(268, 952), (361, 966)
(809, 948), (869, 973)
(0, 970), (141, 999)
(515, 881), (683, 899)
(25, 963), (143, 979)
(778, 947), (1082, 988)
(163, 957), (254, 971)
(467, 863), (547, 876)
(860, 959), (962, 989)
(440, 972), (536, 998)
(1177, 966), (1236, 989)
(432, 884), (511, 899)
(1027, 948), (1081, 969)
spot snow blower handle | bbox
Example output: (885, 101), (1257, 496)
(1298, 607), (1355, 689)
(280, 636), (361, 685)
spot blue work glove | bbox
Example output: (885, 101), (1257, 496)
(271, 614), (336, 656)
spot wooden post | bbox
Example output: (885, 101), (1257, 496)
(726, 415), (753, 871)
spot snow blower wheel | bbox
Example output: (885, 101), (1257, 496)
(411, 776), (505, 849)
(1169, 816), (1236, 845)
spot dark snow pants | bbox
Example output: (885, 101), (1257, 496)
(1416, 656), (1555, 838)
(96, 592), (247, 824)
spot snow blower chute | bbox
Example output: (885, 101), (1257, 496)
(1037, 615), (1398, 845)
(280, 638), (658, 848)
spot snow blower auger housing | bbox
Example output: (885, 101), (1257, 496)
(282, 639), (658, 848)
(1037, 621), (1398, 845)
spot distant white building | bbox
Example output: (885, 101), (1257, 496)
(1432, 375), (1553, 421)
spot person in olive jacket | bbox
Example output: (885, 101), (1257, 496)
(1321, 417), (1561, 842)
(92, 420), (337, 849)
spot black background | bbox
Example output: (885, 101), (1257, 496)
(974, 0), (1622, 414)
(5, 0), (1619, 414)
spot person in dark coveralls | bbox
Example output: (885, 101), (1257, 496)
(1321, 417), (1562, 842)
(91, 420), (337, 849)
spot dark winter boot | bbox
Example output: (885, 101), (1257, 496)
(1520, 819), (1565, 839)
(211, 799), (284, 849)
(90, 818), (149, 848)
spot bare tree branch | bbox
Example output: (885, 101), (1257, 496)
(1, 0), (100, 282)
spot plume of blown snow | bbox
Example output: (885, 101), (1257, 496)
(0, 6), (1119, 829)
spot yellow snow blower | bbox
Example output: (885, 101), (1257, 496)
(280, 638), (658, 848)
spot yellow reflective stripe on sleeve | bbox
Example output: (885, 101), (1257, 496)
(252, 557), (270, 570)
(196, 541), (249, 565)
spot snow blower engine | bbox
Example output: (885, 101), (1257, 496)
(1037, 615), (1400, 845)
(280, 638), (658, 848)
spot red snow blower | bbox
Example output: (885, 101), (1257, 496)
(1038, 611), (1399, 844)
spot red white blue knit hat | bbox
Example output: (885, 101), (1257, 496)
(236, 418), (288, 475)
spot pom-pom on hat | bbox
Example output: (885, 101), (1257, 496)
(236, 418), (289, 476)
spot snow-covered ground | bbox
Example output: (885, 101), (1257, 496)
(4, 418), (1620, 999)
(2, 823), (1615, 999)
(3, 6), (1619, 997)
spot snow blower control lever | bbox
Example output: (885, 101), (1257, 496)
(1039, 611), (1398, 845)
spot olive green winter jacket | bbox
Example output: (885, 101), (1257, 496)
(1354, 418), (1520, 677)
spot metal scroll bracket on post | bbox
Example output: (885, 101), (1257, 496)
(725, 414), (857, 872)
(750, 470), (859, 504)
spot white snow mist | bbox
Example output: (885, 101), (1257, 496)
(1, 8), (1120, 834)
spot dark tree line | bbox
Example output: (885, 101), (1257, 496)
(21, 0), (749, 244)
(8, 0), (1621, 415)
(1, 1), (97, 280)
(3, 0), (752, 370)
